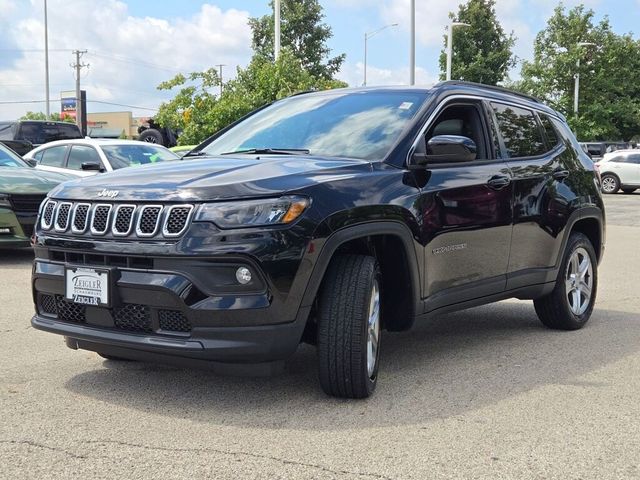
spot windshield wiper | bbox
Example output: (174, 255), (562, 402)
(219, 148), (310, 156)
(183, 150), (207, 157)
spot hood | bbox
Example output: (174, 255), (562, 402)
(0, 167), (73, 194)
(47, 155), (372, 201)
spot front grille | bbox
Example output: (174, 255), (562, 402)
(42, 201), (56, 229)
(55, 203), (71, 231)
(159, 310), (191, 333)
(9, 194), (46, 213)
(114, 304), (152, 333)
(113, 205), (135, 235)
(91, 205), (112, 234)
(137, 206), (162, 236)
(40, 202), (193, 239)
(72, 204), (90, 233)
(40, 294), (57, 315)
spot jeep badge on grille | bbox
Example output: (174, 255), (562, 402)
(97, 189), (119, 198)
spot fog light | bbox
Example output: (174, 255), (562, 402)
(0, 227), (11, 235)
(236, 267), (252, 285)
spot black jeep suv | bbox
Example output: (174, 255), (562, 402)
(31, 82), (605, 398)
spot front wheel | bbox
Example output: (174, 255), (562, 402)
(601, 174), (620, 194)
(534, 232), (597, 330)
(317, 254), (381, 398)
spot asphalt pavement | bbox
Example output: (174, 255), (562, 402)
(1, 193), (639, 479)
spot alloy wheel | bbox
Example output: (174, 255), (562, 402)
(565, 247), (593, 316)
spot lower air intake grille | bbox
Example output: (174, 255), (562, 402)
(158, 310), (191, 333)
(55, 295), (86, 323)
(114, 304), (152, 333)
(40, 294), (57, 315)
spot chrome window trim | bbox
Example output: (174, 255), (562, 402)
(90, 203), (113, 235)
(71, 203), (91, 234)
(53, 202), (72, 232)
(162, 204), (194, 238)
(136, 205), (163, 237)
(112, 204), (137, 236)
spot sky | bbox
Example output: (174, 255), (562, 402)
(0, 0), (639, 120)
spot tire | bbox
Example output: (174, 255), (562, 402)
(138, 128), (164, 145)
(317, 254), (381, 399)
(534, 232), (597, 330)
(622, 188), (637, 194)
(601, 174), (620, 194)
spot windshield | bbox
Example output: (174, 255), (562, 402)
(201, 91), (428, 160)
(0, 143), (29, 168)
(100, 144), (180, 169)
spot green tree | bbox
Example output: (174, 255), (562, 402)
(156, 50), (345, 145)
(515, 4), (640, 141)
(20, 111), (75, 123)
(249, 0), (345, 80)
(438, 0), (515, 85)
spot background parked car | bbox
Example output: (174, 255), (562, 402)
(0, 121), (82, 155)
(580, 141), (631, 161)
(24, 139), (181, 177)
(0, 142), (73, 247)
(596, 149), (640, 193)
(0, 139), (34, 157)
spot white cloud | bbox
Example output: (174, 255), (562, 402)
(337, 61), (437, 87)
(0, 1), (252, 119)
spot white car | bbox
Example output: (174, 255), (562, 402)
(24, 139), (180, 177)
(596, 149), (640, 194)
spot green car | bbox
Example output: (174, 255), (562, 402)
(0, 143), (73, 247)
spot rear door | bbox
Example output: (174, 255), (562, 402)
(489, 102), (572, 288)
(414, 98), (513, 312)
(35, 145), (71, 175)
(65, 145), (104, 177)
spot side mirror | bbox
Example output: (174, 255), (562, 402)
(81, 162), (104, 172)
(25, 158), (37, 167)
(411, 135), (477, 167)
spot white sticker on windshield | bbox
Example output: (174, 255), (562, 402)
(399, 102), (413, 110)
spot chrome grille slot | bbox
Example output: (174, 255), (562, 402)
(72, 203), (90, 233)
(91, 204), (112, 235)
(163, 205), (193, 237)
(112, 204), (136, 236)
(136, 205), (163, 237)
(54, 202), (72, 231)
(41, 201), (57, 229)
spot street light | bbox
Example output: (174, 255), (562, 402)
(363, 23), (398, 86)
(44, 0), (50, 119)
(574, 41), (597, 114)
(445, 21), (471, 81)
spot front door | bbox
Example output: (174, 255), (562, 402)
(414, 99), (513, 312)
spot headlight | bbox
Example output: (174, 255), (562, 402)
(0, 194), (11, 208)
(195, 196), (310, 229)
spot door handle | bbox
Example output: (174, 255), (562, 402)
(552, 169), (570, 180)
(487, 175), (511, 190)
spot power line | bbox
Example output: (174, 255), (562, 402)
(0, 99), (158, 111)
(87, 51), (183, 73)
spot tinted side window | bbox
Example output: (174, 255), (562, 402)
(491, 103), (546, 158)
(18, 123), (59, 144)
(32, 150), (44, 161)
(57, 123), (82, 140)
(626, 154), (640, 164)
(67, 145), (101, 170)
(539, 114), (559, 148)
(608, 155), (626, 163)
(39, 146), (67, 167)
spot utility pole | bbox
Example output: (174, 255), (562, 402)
(72, 50), (88, 134)
(216, 64), (226, 96)
(274, 0), (281, 60)
(445, 22), (470, 81)
(574, 42), (597, 115)
(409, 0), (415, 85)
(44, 0), (50, 119)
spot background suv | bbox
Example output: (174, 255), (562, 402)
(31, 82), (605, 398)
(0, 120), (82, 155)
(596, 149), (640, 193)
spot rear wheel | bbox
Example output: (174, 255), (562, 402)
(534, 233), (597, 330)
(317, 254), (381, 399)
(622, 188), (637, 194)
(601, 174), (620, 194)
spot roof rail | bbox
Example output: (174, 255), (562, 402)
(436, 80), (542, 104)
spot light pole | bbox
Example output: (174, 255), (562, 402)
(409, 0), (415, 85)
(574, 42), (597, 115)
(44, 0), (50, 119)
(363, 23), (398, 86)
(274, 0), (281, 60)
(445, 21), (470, 81)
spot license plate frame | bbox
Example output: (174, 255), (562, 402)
(65, 266), (111, 307)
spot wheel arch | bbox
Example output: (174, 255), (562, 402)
(299, 222), (422, 333)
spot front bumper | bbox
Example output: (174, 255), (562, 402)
(0, 208), (33, 247)
(31, 257), (310, 365)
